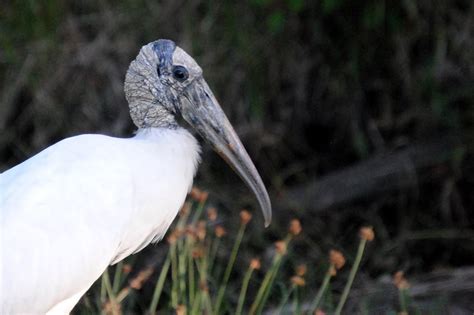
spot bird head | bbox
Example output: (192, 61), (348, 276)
(124, 39), (271, 227)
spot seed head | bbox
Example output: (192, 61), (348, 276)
(190, 187), (208, 203)
(122, 264), (132, 275)
(296, 264), (307, 276)
(291, 275), (306, 287)
(250, 258), (261, 270)
(207, 207), (218, 221)
(185, 225), (197, 239)
(103, 301), (121, 315)
(179, 202), (191, 216)
(197, 220), (206, 240)
(192, 247), (204, 259)
(359, 226), (375, 241)
(167, 232), (177, 244)
(289, 219), (302, 235)
(329, 249), (346, 270)
(275, 240), (287, 255)
(314, 309), (326, 315)
(200, 191), (209, 202)
(240, 210), (252, 225)
(129, 267), (154, 290)
(393, 271), (410, 290)
(214, 225), (226, 238)
(190, 186), (201, 200)
(176, 304), (186, 315)
(174, 228), (184, 239)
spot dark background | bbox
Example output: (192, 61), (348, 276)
(1, 0), (473, 312)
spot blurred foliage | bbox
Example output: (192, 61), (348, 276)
(1, 0), (474, 310)
(78, 197), (387, 314)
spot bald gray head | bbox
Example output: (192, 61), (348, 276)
(124, 39), (272, 227)
(125, 39), (203, 128)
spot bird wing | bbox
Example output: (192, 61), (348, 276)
(1, 135), (132, 313)
(0, 129), (199, 314)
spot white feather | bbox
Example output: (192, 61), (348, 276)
(0, 127), (200, 314)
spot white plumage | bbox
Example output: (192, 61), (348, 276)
(1, 129), (200, 313)
(0, 39), (271, 314)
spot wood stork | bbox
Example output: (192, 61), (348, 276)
(0, 39), (271, 314)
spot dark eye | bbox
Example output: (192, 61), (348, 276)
(172, 65), (189, 82)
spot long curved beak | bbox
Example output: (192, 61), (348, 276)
(179, 78), (272, 227)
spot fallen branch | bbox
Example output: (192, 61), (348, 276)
(278, 136), (462, 212)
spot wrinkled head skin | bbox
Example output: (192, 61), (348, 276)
(124, 39), (272, 227)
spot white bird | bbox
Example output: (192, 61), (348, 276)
(0, 39), (271, 314)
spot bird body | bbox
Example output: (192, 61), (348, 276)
(0, 39), (270, 314)
(1, 128), (200, 313)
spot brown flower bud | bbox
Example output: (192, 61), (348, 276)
(200, 191), (209, 203)
(176, 304), (186, 315)
(192, 247), (204, 259)
(122, 264), (132, 275)
(179, 202), (191, 216)
(393, 271), (403, 284)
(314, 309), (326, 315)
(296, 264), (307, 276)
(289, 219), (302, 235)
(240, 210), (252, 225)
(329, 249), (345, 270)
(275, 241), (287, 255)
(359, 226), (375, 241)
(167, 232), (177, 245)
(129, 267), (154, 290)
(190, 187), (202, 201)
(214, 225), (226, 238)
(329, 264), (337, 276)
(291, 275), (306, 287)
(393, 271), (410, 290)
(207, 207), (218, 221)
(103, 301), (121, 315)
(197, 220), (206, 240)
(189, 187), (208, 203)
(174, 228), (184, 239)
(185, 225), (196, 239)
(250, 258), (261, 270)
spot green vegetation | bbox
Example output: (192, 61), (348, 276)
(74, 189), (384, 314)
(1, 0), (472, 313)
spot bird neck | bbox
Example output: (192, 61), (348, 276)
(133, 126), (201, 181)
(129, 99), (178, 129)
